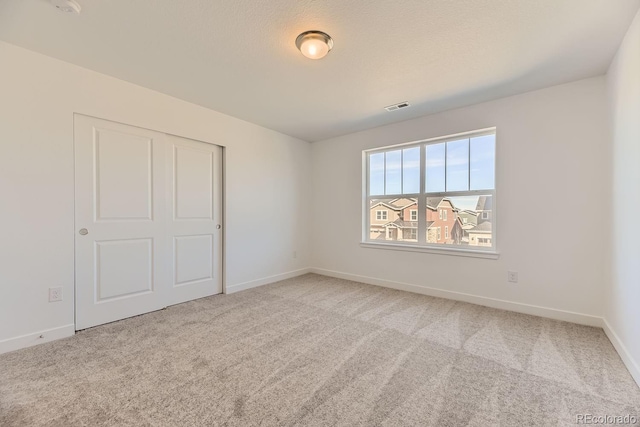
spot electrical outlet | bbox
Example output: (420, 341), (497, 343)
(507, 271), (518, 283)
(49, 287), (63, 302)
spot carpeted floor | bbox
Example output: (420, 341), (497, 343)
(1, 273), (639, 426)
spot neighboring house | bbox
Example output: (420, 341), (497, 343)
(397, 200), (418, 241)
(389, 218), (418, 241)
(426, 198), (460, 244)
(369, 198), (417, 240)
(476, 196), (493, 225)
(468, 221), (492, 247)
(457, 210), (478, 227)
(369, 197), (463, 244)
(458, 209), (479, 244)
(369, 200), (402, 239)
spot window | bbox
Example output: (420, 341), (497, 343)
(365, 129), (496, 252)
(404, 228), (417, 240)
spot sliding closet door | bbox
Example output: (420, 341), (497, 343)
(166, 134), (223, 306)
(75, 115), (223, 330)
(74, 115), (169, 330)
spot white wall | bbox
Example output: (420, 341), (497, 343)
(311, 77), (609, 324)
(604, 9), (640, 385)
(0, 41), (311, 352)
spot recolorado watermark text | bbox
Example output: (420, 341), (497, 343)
(576, 414), (638, 425)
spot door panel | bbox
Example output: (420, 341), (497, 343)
(174, 146), (213, 220)
(174, 234), (213, 286)
(95, 239), (154, 300)
(167, 135), (223, 305)
(95, 129), (153, 221)
(75, 115), (169, 330)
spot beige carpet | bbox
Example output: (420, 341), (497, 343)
(1, 273), (639, 426)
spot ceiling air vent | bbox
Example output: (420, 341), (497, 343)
(384, 102), (410, 112)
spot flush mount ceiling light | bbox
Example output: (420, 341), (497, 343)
(295, 31), (333, 60)
(50, 0), (81, 14)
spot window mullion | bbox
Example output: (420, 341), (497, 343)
(417, 143), (426, 244)
(467, 138), (471, 191)
(444, 141), (447, 192)
(383, 152), (386, 195)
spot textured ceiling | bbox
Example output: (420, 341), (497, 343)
(1, 0), (638, 141)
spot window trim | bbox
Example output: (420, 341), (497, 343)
(376, 210), (388, 221)
(410, 209), (417, 221)
(362, 127), (498, 257)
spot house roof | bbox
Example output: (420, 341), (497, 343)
(476, 196), (493, 211)
(390, 218), (417, 228)
(426, 197), (444, 210)
(370, 201), (402, 211)
(470, 221), (492, 233)
(388, 198), (417, 209)
(371, 198), (417, 211)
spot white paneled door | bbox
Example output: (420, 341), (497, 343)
(74, 115), (222, 330)
(166, 134), (222, 306)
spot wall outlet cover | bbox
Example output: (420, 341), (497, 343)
(49, 287), (63, 302)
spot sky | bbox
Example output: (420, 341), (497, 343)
(369, 135), (495, 208)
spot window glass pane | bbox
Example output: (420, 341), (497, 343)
(425, 143), (445, 193)
(446, 139), (469, 191)
(385, 150), (402, 195)
(425, 195), (493, 247)
(369, 153), (384, 196)
(470, 134), (496, 190)
(369, 198), (417, 242)
(402, 147), (420, 194)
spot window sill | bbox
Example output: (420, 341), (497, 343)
(360, 241), (500, 259)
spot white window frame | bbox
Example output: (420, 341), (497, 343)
(362, 127), (498, 259)
(410, 209), (417, 221)
(445, 226), (449, 239)
(376, 210), (388, 221)
(443, 209), (447, 221)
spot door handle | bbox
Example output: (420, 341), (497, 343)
(79, 228), (88, 235)
(216, 224), (221, 230)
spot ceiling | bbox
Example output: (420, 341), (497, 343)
(1, 0), (638, 142)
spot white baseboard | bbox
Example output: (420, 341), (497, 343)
(602, 318), (640, 387)
(309, 268), (603, 327)
(0, 324), (75, 355)
(226, 268), (312, 294)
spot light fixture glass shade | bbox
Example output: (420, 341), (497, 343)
(295, 31), (333, 60)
